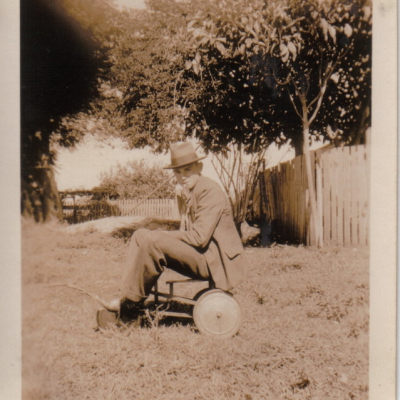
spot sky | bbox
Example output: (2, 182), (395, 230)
(55, 136), (164, 190)
(113, 0), (146, 10)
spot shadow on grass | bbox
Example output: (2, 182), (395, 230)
(112, 219), (181, 242)
(142, 300), (195, 329)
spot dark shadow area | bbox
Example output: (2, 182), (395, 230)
(142, 300), (195, 329)
(21, 0), (103, 220)
(112, 219), (181, 242)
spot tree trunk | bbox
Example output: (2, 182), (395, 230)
(21, 166), (63, 222)
(350, 105), (370, 146)
(302, 124), (322, 247)
(291, 134), (303, 157)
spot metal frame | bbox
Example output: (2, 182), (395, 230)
(150, 278), (214, 319)
(149, 278), (243, 337)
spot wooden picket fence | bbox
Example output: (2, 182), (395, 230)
(108, 199), (180, 220)
(259, 145), (369, 247)
(62, 198), (179, 224)
(320, 145), (369, 247)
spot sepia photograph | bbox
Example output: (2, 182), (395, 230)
(0, 0), (396, 398)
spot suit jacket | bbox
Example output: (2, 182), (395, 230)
(169, 175), (246, 291)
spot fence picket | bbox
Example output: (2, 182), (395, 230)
(343, 149), (351, 246)
(336, 149), (342, 244)
(301, 156), (307, 243)
(322, 151), (330, 245)
(352, 147), (360, 245)
(334, 149), (341, 246)
(364, 146), (370, 246)
(358, 148), (368, 246)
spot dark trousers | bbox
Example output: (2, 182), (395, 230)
(120, 229), (210, 303)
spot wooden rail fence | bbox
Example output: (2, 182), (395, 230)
(257, 145), (369, 247)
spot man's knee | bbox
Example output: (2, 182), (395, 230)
(132, 228), (167, 246)
(132, 228), (151, 245)
(149, 230), (168, 241)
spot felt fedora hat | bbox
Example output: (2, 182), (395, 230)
(163, 142), (206, 169)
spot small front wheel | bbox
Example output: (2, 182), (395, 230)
(193, 289), (243, 338)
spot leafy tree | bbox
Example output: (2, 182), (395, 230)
(79, 0), (269, 224)
(21, 0), (116, 221)
(95, 160), (176, 199)
(181, 0), (372, 245)
(84, 0), (196, 151)
(182, 0), (371, 153)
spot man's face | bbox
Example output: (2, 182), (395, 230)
(173, 162), (202, 190)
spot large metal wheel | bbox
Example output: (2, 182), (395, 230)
(193, 289), (243, 338)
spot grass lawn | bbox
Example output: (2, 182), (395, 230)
(22, 219), (369, 400)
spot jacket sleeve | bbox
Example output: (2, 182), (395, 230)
(168, 184), (225, 249)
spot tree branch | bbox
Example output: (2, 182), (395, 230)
(207, 64), (218, 92)
(273, 70), (292, 86)
(284, 17), (305, 30)
(213, 151), (238, 195)
(212, 156), (230, 193)
(286, 80), (302, 119)
(308, 83), (327, 125)
(308, 53), (342, 122)
(173, 70), (183, 108)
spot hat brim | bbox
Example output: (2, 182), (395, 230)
(163, 154), (207, 169)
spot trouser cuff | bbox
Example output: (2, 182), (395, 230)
(121, 290), (147, 304)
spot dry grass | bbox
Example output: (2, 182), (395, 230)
(22, 219), (369, 400)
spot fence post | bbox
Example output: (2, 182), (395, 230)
(259, 167), (271, 247)
(72, 195), (77, 224)
(316, 157), (323, 247)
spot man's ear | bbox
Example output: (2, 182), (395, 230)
(197, 162), (203, 174)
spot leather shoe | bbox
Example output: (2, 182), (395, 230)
(119, 299), (143, 326)
(96, 308), (120, 330)
(95, 298), (143, 330)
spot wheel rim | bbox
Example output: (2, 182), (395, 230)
(193, 290), (243, 338)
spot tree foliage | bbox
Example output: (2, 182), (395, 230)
(95, 160), (176, 199)
(76, 0), (371, 159)
(21, 0), (114, 160)
(80, 0), (192, 151)
(21, 0), (110, 221)
(182, 0), (372, 155)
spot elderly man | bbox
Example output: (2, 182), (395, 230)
(97, 142), (246, 327)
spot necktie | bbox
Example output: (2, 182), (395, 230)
(181, 187), (191, 231)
